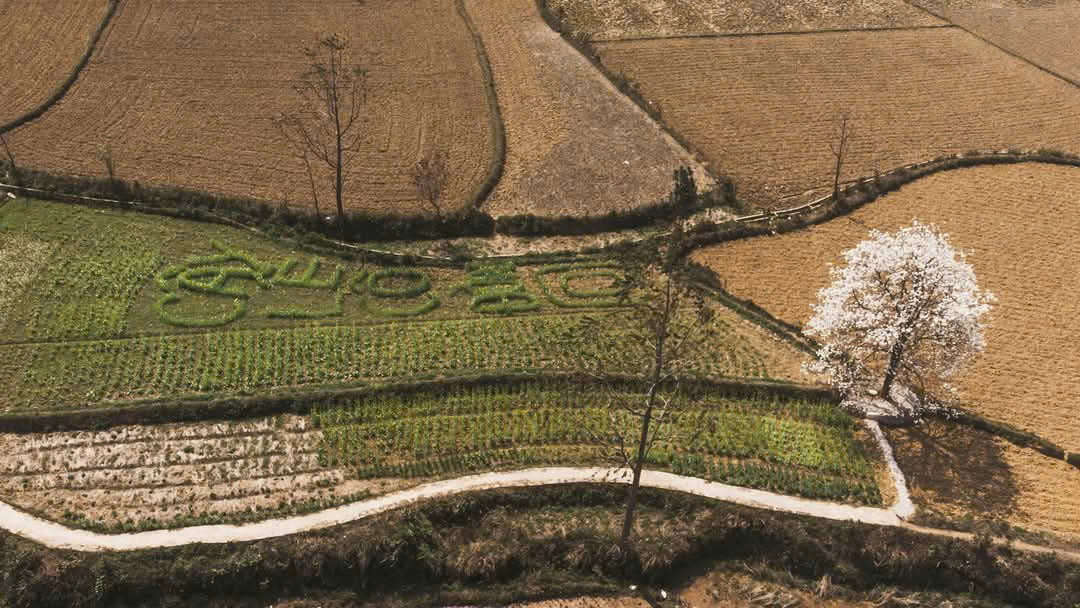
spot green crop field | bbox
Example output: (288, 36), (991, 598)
(312, 381), (882, 505)
(0, 199), (803, 412)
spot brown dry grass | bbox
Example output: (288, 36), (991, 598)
(0, 415), (415, 529)
(691, 163), (1080, 450)
(0, 0), (108, 125)
(887, 422), (1080, 543)
(919, 0), (1080, 85)
(550, 0), (944, 40)
(464, 0), (710, 217)
(7, 0), (493, 215)
(596, 28), (1080, 208)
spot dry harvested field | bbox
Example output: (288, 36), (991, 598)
(0, 415), (414, 530)
(7, 0), (493, 215)
(464, 0), (710, 217)
(548, 0), (944, 40)
(692, 163), (1080, 450)
(0, 0), (110, 125)
(915, 0), (1080, 85)
(596, 28), (1080, 208)
(887, 422), (1080, 543)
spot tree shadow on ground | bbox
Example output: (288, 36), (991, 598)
(887, 421), (1019, 520)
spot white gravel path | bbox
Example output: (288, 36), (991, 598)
(1, 465), (905, 552)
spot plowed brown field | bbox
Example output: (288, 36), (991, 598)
(464, 0), (710, 217)
(7, 0), (494, 215)
(916, 0), (1080, 85)
(692, 163), (1080, 450)
(549, 0), (943, 40)
(887, 422), (1080, 543)
(0, 0), (110, 125)
(596, 28), (1080, 208)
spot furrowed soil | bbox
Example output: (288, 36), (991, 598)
(0, 415), (417, 531)
(464, 0), (711, 217)
(0, 0), (109, 125)
(691, 163), (1080, 451)
(596, 28), (1080, 208)
(915, 0), (1080, 85)
(6, 0), (493, 215)
(887, 422), (1080, 544)
(548, 0), (944, 40)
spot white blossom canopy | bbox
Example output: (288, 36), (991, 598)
(804, 220), (994, 407)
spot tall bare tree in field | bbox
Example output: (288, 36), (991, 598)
(830, 112), (855, 200)
(279, 34), (367, 230)
(0, 133), (17, 184)
(413, 148), (448, 219)
(576, 253), (714, 544)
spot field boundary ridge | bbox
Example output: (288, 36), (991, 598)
(0, 0), (119, 135)
(0, 372), (834, 434)
(590, 23), (956, 44)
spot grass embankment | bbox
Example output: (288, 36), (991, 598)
(0, 199), (804, 412)
(2, 485), (1077, 608)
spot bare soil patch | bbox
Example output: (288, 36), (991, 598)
(465, 0), (711, 217)
(918, 1), (1080, 85)
(0, 0), (108, 125)
(550, 0), (944, 40)
(691, 163), (1080, 450)
(7, 0), (493, 215)
(887, 422), (1080, 543)
(596, 28), (1080, 208)
(0, 415), (415, 530)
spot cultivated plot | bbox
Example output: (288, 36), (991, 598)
(915, 0), (1080, 85)
(0, 199), (805, 411)
(0, 385), (884, 531)
(464, 0), (710, 217)
(549, 0), (944, 40)
(692, 163), (1080, 450)
(596, 28), (1080, 208)
(0, 0), (109, 125)
(888, 422), (1080, 543)
(6, 0), (494, 215)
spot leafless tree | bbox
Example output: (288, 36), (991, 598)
(830, 112), (855, 200)
(413, 148), (448, 219)
(0, 133), (17, 184)
(279, 33), (367, 230)
(97, 144), (116, 190)
(576, 259), (714, 544)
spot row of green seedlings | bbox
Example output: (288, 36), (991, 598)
(532, 262), (630, 309)
(12, 314), (620, 406)
(20, 223), (164, 340)
(316, 406), (873, 479)
(312, 388), (880, 504)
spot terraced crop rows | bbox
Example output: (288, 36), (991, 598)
(0, 415), (400, 531)
(7, 0), (494, 215)
(0, 0), (109, 125)
(596, 28), (1080, 207)
(313, 383), (882, 505)
(0, 308), (782, 411)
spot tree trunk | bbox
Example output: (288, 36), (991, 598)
(335, 139), (344, 233)
(620, 403), (652, 544)
(880, 341), (905, 400)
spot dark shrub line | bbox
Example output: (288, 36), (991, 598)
(0, 1), (119, 135)
(1, 484), (1077, 608)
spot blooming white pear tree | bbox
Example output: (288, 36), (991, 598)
(804, 221), (994, 418)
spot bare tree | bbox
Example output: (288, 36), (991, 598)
(97, 144), (116, 191)
(829, 112), (855, 200)
(413, 148), (448, 219)
(279, 33), (367, 230)
(0, 133), (17, 184)
(577, 258), (714, 544)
